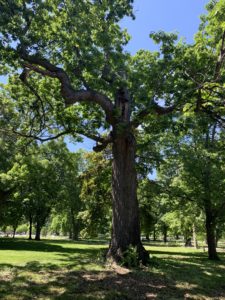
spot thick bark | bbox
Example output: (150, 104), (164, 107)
(205, 212), (219, 260)
(107, 131), (149, 265)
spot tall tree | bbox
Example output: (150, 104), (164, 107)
(1, 0), (225, 263)
(0, 0), (173, 263)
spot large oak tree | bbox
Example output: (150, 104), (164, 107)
(1, 0), (225, 263)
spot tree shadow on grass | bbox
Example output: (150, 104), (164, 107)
(0, 238), (107, 254)
(0, 238), (68, 253)
(150, 249), (208, 259)
(0, 261), (178, 300)
(0, 239), (225, 299)
(43, 238), (109, 245)
(143, 241), (182, 248)
(0, 254), (225, 299)
(1, 259), (225, 299)
(55, 249), (225, 299)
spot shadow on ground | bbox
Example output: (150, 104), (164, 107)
(0, 238), (107, 252)
(0, 239), (224, 299)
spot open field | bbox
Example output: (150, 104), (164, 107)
(0, 238), (224, 300)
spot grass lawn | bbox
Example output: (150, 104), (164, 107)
(0, 238), (224, 299)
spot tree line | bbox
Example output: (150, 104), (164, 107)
(1, 101), (225, 261)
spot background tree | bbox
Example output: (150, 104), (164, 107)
(0, 0), (165, 263)
(50, 149), (84, 240)
(79, 151), (111, 238)
(158, 114), (225, 259)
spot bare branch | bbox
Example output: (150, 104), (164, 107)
(12, 122), (113, 151)
(12, 129), (70, 142)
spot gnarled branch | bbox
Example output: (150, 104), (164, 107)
(18, 50), (115, 124)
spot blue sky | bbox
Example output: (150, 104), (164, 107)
(121, 0), (208, 54)
(69, 0), (208, 151)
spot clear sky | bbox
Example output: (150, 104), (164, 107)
(69, 0), (209, 151)
(121, 0), (208, 53)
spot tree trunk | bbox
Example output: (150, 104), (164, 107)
(72, 223), (79, 241)
(203, 127), (219, 260)
(12, 226), (16, 238)
(35, 221), (41, 241)
(70, 208), (79, 240)
(107, 131), (149, 265)
(28, 214), (32, 240)
(185, 238), (192, 247)
(162, 224), (168, 243)
(205, 212), (219, 260)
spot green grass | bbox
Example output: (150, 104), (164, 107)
(0, 238), (224, 299)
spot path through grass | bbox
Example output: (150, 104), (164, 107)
(0, 238), (224, 299)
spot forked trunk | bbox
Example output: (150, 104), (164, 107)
(107, 131), (149, 265)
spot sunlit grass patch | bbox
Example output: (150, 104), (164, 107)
(0, 238), (224, 299)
